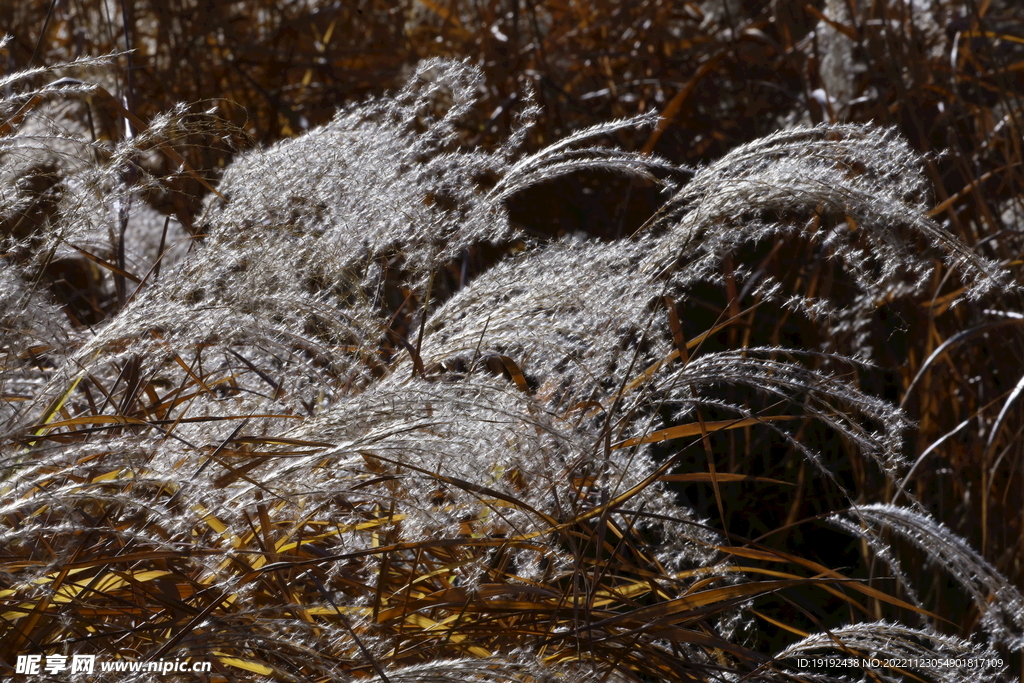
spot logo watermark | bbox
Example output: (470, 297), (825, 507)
(16, 655), (213, 676)
(792, 657), (1006, 670)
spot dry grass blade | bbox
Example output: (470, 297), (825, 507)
(613, 416), (798, 449)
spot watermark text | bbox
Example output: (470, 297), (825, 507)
(16, 655), (212, 676)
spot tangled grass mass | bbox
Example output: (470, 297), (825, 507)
(2, 4), (1024, 681)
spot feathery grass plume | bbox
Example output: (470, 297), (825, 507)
(656, 348), (908, 475)
(197, 57), (672, 294)
(0, 64), (236, 435)
(831, 505), (1024, 649)
(275, 372), (721, 571)
(196, 58), (522, 287)
(417, 237), (669, 407)
(0, 260), (70, 427)
(361, 658), (612, 683)
(487, 114), (680, 204)
(774, 622), (1006, 683)
(0, 60), (109, 263)
(638, 124), (1006, 314)
(281, 372), (603, 533)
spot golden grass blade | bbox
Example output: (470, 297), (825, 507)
(716, 546), (942, 620)
(613, 416), (798, 448)
(660, 473), (793, 486)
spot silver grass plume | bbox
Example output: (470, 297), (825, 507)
(830, 504), (1024, 649)
(773, 622), (1006, 683)
(362, 657), (633, 683)
(636, 125), (1007, 355)
(275, 372), (721, 571)
(198, 58), (673, 287)
(418, 237), (668, 408)
(656, 348), (908, 475)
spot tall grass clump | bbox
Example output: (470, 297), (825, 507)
(1, 43), (1021, 683)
